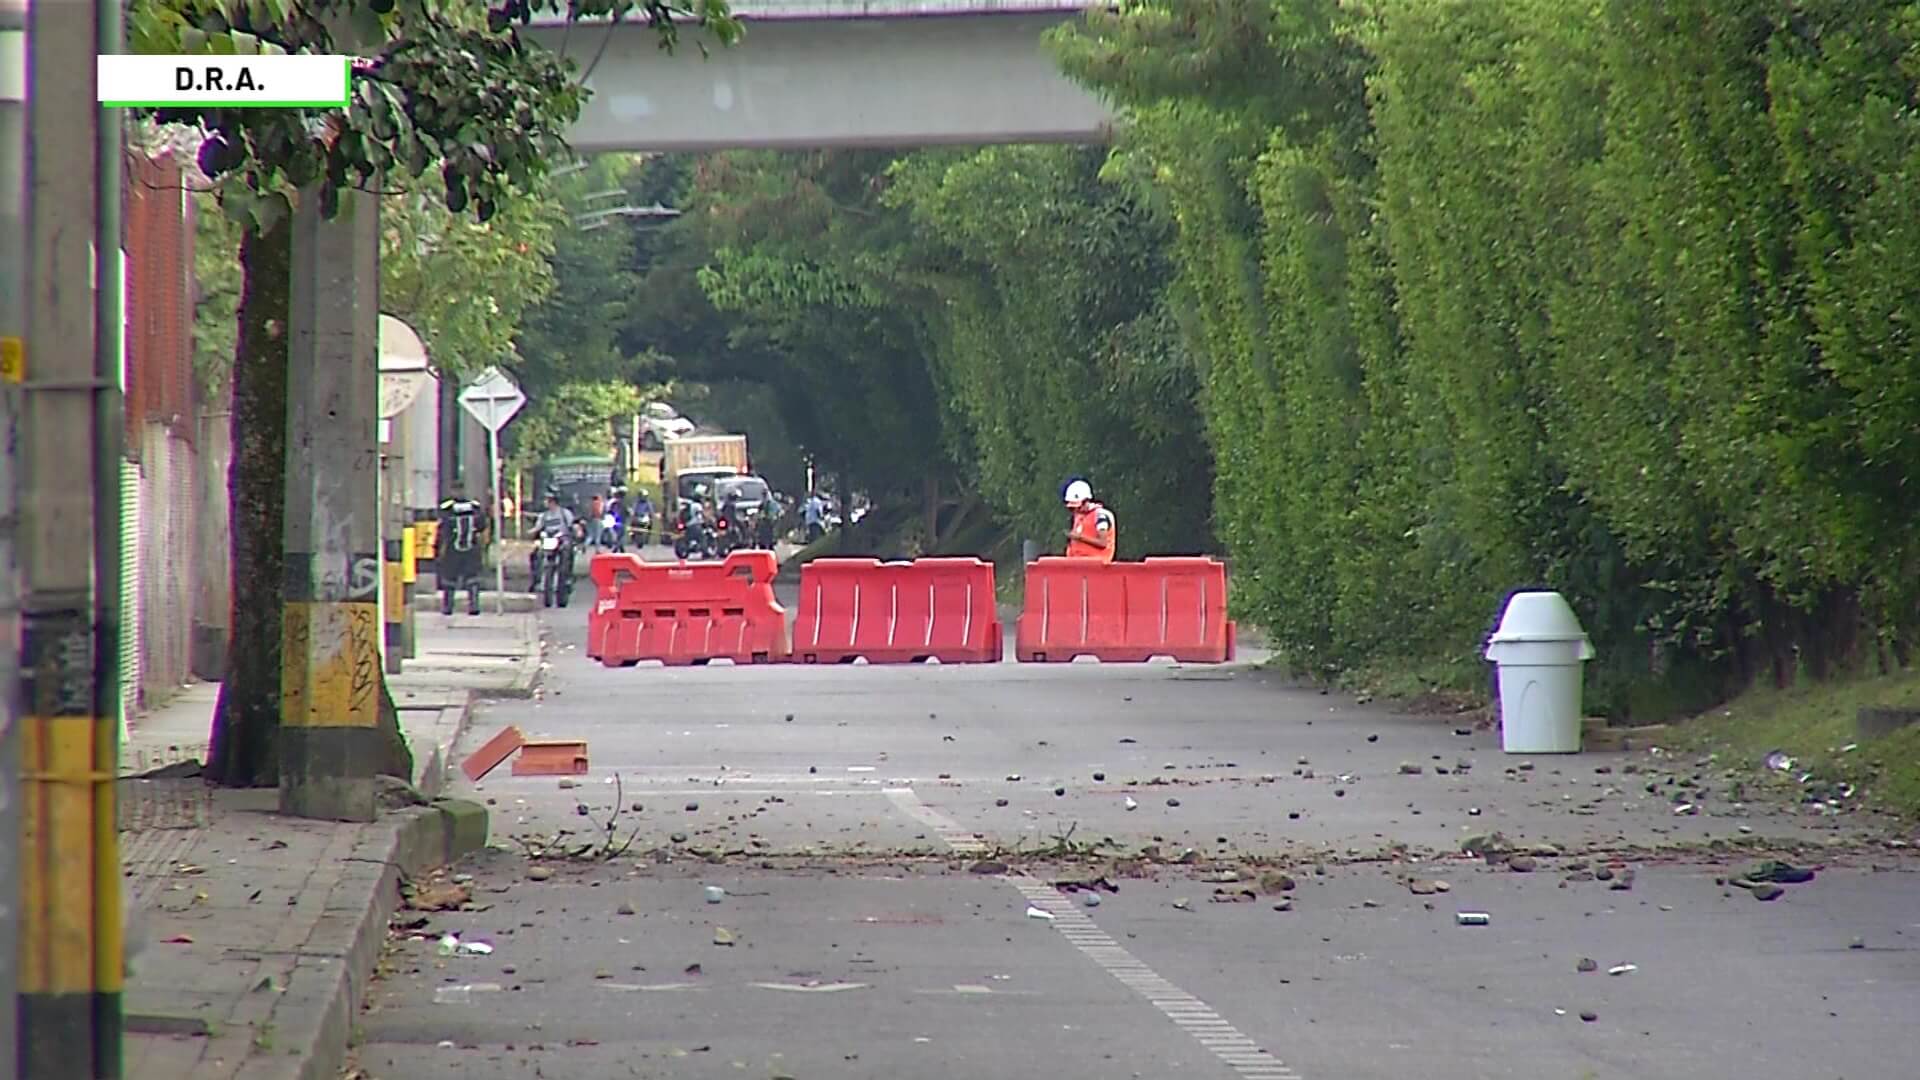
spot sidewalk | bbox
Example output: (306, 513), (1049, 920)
(115, 609), (542, 1080)
(121, 611), (542, 795)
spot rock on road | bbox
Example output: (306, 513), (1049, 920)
(352, 551), (1920, 1079)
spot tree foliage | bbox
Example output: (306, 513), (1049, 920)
(381, 182), (563, 378)
(1038, 0), (1920, 711)
(686, 151), (954, 510)
(884, 146), (1212, 554)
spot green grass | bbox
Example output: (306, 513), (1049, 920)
(1668, 666), (1920, 820)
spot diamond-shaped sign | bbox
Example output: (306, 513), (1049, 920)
(459, 366), (525, 433)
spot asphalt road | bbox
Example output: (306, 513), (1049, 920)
(353, 547), (1920, 1080)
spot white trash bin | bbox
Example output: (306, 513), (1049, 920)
(1484, 591), (1595, 754)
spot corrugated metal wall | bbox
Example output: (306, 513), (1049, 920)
(124, 148), (200, 714)
(120, 459), (142, 722)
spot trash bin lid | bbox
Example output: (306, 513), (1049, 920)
(1488, 591), (1595, 656)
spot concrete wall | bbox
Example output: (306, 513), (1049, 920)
(399, 374), (441, 512)
(192, 405), (230, 680)
(134, 421), (197, 703)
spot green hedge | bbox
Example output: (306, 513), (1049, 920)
(1049, 0), (1920, 714)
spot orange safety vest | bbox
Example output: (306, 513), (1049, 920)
(1066, 502), (1117, 563)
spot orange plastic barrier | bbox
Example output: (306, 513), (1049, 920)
(1014, 557), (1235, 664)
(583, 553), (633, 661)
(793, 557), (1002, 664)
(588, 550), (790, 666)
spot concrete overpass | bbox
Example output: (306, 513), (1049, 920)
(525, 0), (1115, 152)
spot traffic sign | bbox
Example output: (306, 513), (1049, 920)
(458, 366), (525, 433)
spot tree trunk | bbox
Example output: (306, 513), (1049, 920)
(208, 216), (292, 787)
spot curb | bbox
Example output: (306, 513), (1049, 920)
(414, 614), (546, 797)
(485, 614), (547, 701)
(269, 799), (491, 1080)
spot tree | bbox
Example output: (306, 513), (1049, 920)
(131, 0), (739, 785)
(381, 180), (564, 377)
(680, 151), (957, 537)
(883, 145), (1212, 556)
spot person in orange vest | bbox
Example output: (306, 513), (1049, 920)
(1062, 479), (1117, 563)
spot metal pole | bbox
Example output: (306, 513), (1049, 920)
(2, 1), (30, 1072)
(20, 0), (123, 1072)
(489, 426), (504, 614)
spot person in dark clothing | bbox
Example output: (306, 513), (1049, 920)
(435, 485), (490, 615)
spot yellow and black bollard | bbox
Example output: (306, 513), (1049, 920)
(401, 524), (419, 658)
(383, 538), (406, 673)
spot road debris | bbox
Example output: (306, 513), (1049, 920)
(1576, 958), (1598, 973)
(1608, 964), (1637, 976)
(1456, 912), (1490, 926)
(434, 983), (503, 1004)
(1742, 860), (1816, 885)
(1025, 906), (1056, 921)
(406, 878), (472, 912)
(713, 927), (738, 946)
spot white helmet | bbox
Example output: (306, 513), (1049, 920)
(1063, 479), (1093, 506)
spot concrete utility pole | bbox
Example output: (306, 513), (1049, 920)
(17, 0), (127, 1074)
(2, 0), (29, 1069)
(279, 185), (385, 822)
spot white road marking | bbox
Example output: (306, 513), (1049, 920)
(599, 982), (705, 992)
(882, 786), (1303, 1079)
(882, 788), (990, 854)
(749, 981), (870, 993)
